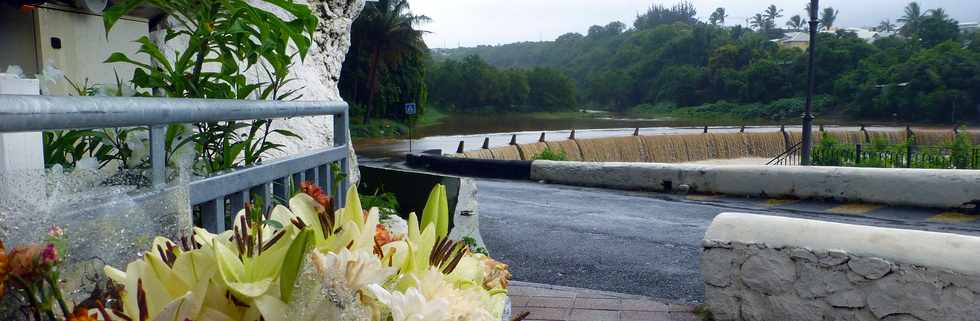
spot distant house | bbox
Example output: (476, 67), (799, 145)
(961, 22), (980, 33)
(774, 28), (894, 49)
(773, 32), (811, 50)
(841, 27), (894, 43)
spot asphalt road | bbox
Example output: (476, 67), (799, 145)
(476, 178), (980, 304)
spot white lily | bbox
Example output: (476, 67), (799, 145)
(367, 284), (450, 321)
(309, 248), (397, 293)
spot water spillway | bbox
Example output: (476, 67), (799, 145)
(455, 129), (980, 163)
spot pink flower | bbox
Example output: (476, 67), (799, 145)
(48, 226), (64, 238)
(40, 243), (58, 266)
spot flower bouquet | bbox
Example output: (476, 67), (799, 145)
(0, 183), (514, 321)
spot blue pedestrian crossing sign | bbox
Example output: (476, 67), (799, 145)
(405, 103), (417, 115)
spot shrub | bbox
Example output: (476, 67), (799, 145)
(534, 147), (568, 161)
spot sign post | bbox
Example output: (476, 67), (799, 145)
(404, 103), (417, 153)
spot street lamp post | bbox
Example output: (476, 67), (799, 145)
(801, 0), (819, 165)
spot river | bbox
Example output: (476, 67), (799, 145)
(353, 112), (876, 162)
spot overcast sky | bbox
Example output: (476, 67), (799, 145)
(409, 0), (980, 48)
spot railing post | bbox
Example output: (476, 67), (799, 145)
(509, 134), (517, 145)
(150, 125), (167, 187)
(456, 141), (465, 153)
(333, 109), (348, 148)
(855, 144), (862, 164)
(906, 143), (913, 168)
(539, 132), (546, 142)
(481, 137), (490, 149)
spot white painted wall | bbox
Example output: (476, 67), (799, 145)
(0, 77), (42, 172)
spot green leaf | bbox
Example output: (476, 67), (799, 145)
(102, 0), (146, 36)
(279, 229), (312, 301)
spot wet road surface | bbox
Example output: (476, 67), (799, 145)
(476, 178), (980, 304)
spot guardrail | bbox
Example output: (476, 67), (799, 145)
(768, 140), (980, 169)
(0, 95), (349, 232)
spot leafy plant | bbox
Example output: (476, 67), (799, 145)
(948, 128), (974, 169)
(102, 0), (317, 174)
(43, 76), (147, 170)
(533, 147), (568, 161)
(360, 187), (400, 219)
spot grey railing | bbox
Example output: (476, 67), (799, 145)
(0, 95), (349, 232)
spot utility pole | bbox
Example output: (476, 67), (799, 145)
(801, 0), (819, 165)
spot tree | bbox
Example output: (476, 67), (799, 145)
(764, 5), (783, 24)
(354, 0), (430, 123)
(750, 13), (768, 31)
(709, 7), (727, 25)
(819, 7), (839, 31)
(877, 19), (896, 32)
(898, 2), (925, 36)
(917, 14), (960, 47)
(634, 2), (697, 29)
(787, 15), (805, 31)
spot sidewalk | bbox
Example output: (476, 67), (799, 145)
(508, 281), (701, 321)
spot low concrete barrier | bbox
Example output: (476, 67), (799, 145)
(702, 213), (980, 321)
(407, 152), (532, 180)
(530, 161), (980, 209)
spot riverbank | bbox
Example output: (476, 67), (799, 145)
(625, 96), (837, 123)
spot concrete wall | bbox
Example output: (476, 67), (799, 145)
(530, 161), (980, 209)
(702, 213), (980, 321)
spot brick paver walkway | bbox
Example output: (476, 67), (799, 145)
(508, 281), (701, 321)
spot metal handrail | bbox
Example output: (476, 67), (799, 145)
(0, 95), (347, 132)
(0, 94), (350, 232)
(767, 141), (803, 165)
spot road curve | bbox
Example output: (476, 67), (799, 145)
(476, 178), (980, 303)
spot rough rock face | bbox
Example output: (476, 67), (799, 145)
(257, 0), (365, 183)
(701, 242), (980, 321)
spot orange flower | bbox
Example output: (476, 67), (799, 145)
(374, 224), (401, 247)
(7, 244), (42, 281)
(300, 181), (333, 211)
(66, 307), (98, 321)
(0, 240), (8, 297)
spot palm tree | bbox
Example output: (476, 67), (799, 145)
(356, 0), (430, 124)
(750, 13), (768, 31)
(898, 2), (925, 36)
(709, 7), (728, 25)
(764, 5), (783, 24)
(786, 15), (805, 31)
(877, 19), (896, 32)
(819, 7), (839, 30)
(928, 8), (949, 20)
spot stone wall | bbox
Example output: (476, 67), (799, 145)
(703, 213), (980, 321)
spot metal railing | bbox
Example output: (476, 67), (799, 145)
(768, 140), (980, 169)
(766, 141), (803, 165)
(0, 95), (349, 232)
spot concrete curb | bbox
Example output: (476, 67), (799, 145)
(530, 161), (980, 209)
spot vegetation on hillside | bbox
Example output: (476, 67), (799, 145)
(432, 2), (980, 123)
